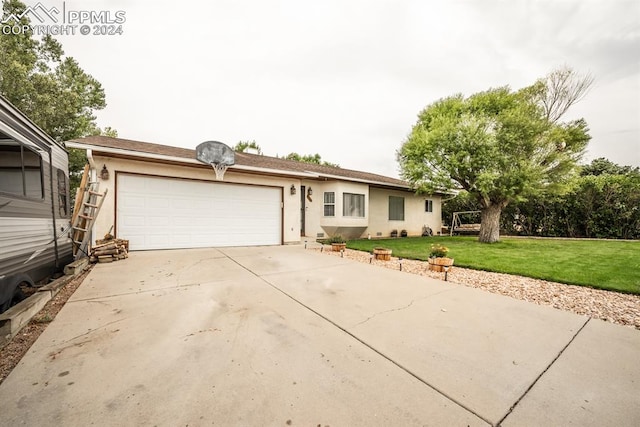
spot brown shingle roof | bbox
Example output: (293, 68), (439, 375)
(68, 136), (410, 188)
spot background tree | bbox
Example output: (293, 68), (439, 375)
(447, 158), (640, 240)
(1, 0), (108, 141)
(399, 68), (592, 243)
(1, 0), (114, 206)
(234, 140), (262, 154)
(580, 157), (639, 177)
(283, 152), (340, 168)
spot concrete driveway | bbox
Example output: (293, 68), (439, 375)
(0, 246), (638, 426)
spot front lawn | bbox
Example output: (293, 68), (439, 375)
(347, 236), (640, 294)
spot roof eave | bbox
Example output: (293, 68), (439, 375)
(66, 140), (421, 190)
(66, 141), (321, 179)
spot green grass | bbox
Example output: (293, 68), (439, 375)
(347, 236), (640, 294)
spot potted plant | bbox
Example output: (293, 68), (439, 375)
(327, 234), (346, 252)
(373, 247), (392, 261)
(428, 244), (454, 272)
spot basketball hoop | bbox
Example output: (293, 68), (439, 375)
(195, 141), (235, 181)
(212, 163), (228, 181)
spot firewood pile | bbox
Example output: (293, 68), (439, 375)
(90, 237), (129, 263)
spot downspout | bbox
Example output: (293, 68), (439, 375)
(48, 149), (60, 269)
(85, 149), (97, 245)
(86, 148), (97, 182)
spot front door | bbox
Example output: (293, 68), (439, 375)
(300, 185), (306, 236)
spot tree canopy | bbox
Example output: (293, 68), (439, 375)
(0, 0), (108, 141)
(398, 68), (592, 242)
(283, 152), (339, 168)
(234, 140), (262, 154)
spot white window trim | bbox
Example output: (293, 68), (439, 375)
(323, 191), (335, 217)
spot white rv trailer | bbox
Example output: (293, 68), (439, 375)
(0, 95), (73, 312)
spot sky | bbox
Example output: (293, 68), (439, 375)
(23, 0), (640, 178)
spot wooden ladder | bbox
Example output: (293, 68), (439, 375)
(71, 167), (108, 259)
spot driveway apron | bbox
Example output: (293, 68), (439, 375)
(0, 246), (638, 426)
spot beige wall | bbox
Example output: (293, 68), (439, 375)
(299, 180), (370, 239)
(88, 155), (443, 246)
(368, 188), (442, 238)
(90, 155), (303, 245)
(300, 182), (441, 240)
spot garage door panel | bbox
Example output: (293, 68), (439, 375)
(117, 175), (281, 250)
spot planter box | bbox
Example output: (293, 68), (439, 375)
(373, 248), (392, 261)
(331, 243), (346, 252)
(428, 257), (454, 272)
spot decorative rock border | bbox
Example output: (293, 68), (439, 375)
(313, 247), (640, 330)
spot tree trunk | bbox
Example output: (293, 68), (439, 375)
(479, 203), (503, 243)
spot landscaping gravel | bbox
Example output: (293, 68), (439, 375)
(314, 246), (640, 330)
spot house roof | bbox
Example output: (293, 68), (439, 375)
(67, 135), (413, 189)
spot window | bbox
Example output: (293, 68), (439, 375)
(425, 199), (433, 213)
(343, 193), (365, 217)
(389, 196), (405, 220)
(323, 192), (335, 217)
(0, 141), (43, 199)
(57, 169), (68, 216)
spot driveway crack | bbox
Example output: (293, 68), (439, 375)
(351, 288), (458, 328)
(352, 298), (420, 328)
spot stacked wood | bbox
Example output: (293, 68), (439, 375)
(90, 238), (129, 263)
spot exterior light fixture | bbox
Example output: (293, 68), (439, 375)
(100, 164), (109, 180)
(290, 184), (296, 195)
(307, 187), (313, 196)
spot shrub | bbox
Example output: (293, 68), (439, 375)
(429, 244), (449, 258)
(326, 234), (346, 244)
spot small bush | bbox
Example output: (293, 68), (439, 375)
(429, 244), (449, 258)
(326, 234), (346, 244)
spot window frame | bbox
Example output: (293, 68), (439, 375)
(425, 199), (434, 213)
(57, 168), (68, 217)
(0, 141), (44, 200)
(323, 191), (335, 217)
(388, 196), (405, 221)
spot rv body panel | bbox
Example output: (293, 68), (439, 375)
(0, 96), (72, 312)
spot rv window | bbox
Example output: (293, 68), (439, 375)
(0, 142), (44, 198)
(57, 169), (68, 216)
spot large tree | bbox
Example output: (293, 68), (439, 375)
(398, 68), (592, 243)
(0, 0), (107, 141)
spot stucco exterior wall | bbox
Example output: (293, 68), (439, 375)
(87, 155), (443, 247)
(89, 155), (303, 245)
(368, 188), (442, 238)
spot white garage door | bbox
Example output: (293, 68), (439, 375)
(117, 174), (282, 250)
